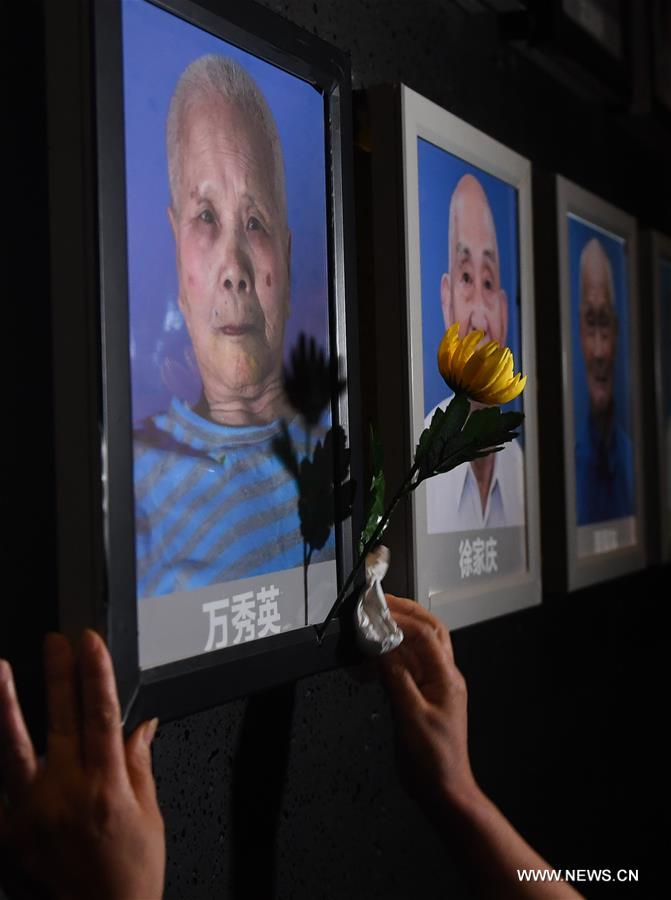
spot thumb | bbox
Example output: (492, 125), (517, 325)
(125, 718), (160, 810)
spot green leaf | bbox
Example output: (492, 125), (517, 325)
(462, 407), (524, 446)
(414, 392), (470, 467)
(359, 425), (386, 556)
(414, 393), (471, 482)
(413, 403), (525, 487)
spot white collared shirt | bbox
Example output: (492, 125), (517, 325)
(424, 396), (526, 534)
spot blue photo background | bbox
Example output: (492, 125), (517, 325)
(417, 138), (522, 425)
(122, 0), (329, 423)
(568, 216), (632, 442)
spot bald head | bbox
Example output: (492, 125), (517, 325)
(448, 174), (499, 276)
(440, 173), (508, 346)
(579, 237), (615, 317)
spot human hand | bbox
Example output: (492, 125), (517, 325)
(0, 630), (165, 900)
(378, 595), (478, 816)
(379, 597), (584, 898)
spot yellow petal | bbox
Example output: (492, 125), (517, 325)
(461, 350), (497, 390)
(452, 328), (484, 373)
(438, 347), (456, 386)
(469, 347), (511, 394)
(437, 323), (460, 380)
(460, 342), (499, 383)
(435, 323), (527, 405)
(483, 352), (514, 394)
(487, 373), (527, 405)
(442, 323), (460, 356)
(462, 350), (501, 393)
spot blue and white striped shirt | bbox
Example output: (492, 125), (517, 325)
(133, 398), (335, 599)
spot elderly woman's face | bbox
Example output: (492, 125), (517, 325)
(169, 98), (290, 407)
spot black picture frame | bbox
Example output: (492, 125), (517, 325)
(44, 0), (362, 731)
(500, 0), (630, 105)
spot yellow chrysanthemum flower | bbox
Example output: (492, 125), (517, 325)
(437, 322), (526, 405)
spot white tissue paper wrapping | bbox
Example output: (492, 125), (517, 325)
(354, 545), (404, 656)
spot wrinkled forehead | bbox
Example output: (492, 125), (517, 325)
(179, 97), (279, 200)
(451, 190), (499, 267)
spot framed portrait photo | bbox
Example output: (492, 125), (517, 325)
(556, 177), (646, 589)
(650, 231), (671, 561)
(45, 0), (360, 728)
(389, 86), (541, 630)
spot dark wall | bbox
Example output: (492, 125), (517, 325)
(7, 1), (669, 898)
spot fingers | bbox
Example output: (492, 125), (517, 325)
(386, 595), (455, 665)
(125, 719), (160, 811)
(380, 596), (463, 710)
(385, 595), (455, 670)
(79, 630), (126, 780)
(390, 617), (452, 697)
(380, 618), (427, 685)
(45, 633), (81, 768)
(0, 659), (38, 804)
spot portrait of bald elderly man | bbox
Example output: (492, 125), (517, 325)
(574, 235), (634, 526)
(424, 172), (525, 534)
(131, 54), (335, 600)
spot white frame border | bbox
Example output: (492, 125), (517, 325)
(401, 85), (541, 630)
(556, 175), (646, 590)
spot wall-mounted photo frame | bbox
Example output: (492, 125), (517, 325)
(556, 176), (646, 590)
(360, 85), (541, 630)
(44, 0), (361, 730)
(650, 231), (671, 561)
(402, 88), (541, 629)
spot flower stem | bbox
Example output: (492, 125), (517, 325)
(316, 463), (418, 640)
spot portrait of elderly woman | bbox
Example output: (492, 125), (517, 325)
(124, 4), (334, 609)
